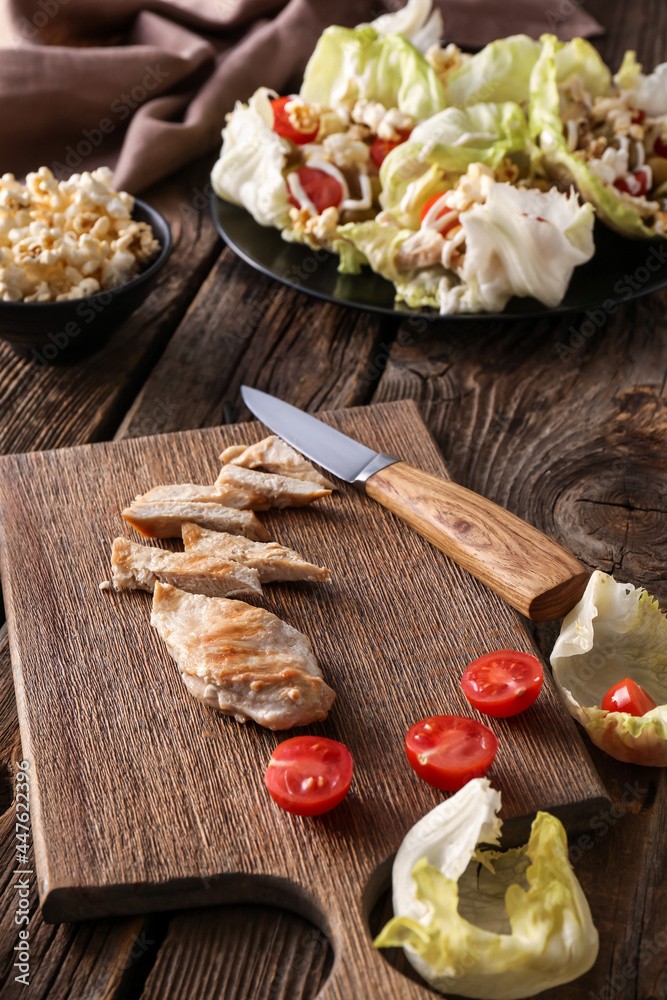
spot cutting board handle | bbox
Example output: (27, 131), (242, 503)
(365, 462), (589, 621)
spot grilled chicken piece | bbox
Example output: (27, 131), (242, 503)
(214, 465), (331, 509)
(220, 435), (334, 489)
(110, 538), (261, 597)
(151, 583), (335, 729)
(135, 484), (229, 503)
(122, 499), (269, 541)
(396, 228), (445, 269)
(181, 522), (331, 583)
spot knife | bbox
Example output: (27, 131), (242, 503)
(241, 386), (589, 621)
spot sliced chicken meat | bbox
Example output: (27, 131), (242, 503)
(151, 582), (335, 729)
(220, 435), (334, 489)
(110, 538), (262, 598)
(122, 499), (269, 541)
(181, 522), (331, 583)
(214, 465), (331, 509)
(134, 484), (230, 503)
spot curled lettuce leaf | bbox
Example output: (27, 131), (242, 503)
(443, 181), (594, 313)
(363, 0), (443, 54)
(299, 17), (444, 121)
(551, 570), (667, 765)
(550, 34), (611, 99)
(379, 102), (532, 228)
(443, 35), (541, 107)
(530, 37), (657, 238)
(211, 88), (291, 229)
(375, 778), (598, 999)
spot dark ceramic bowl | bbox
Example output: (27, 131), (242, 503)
(0, 199), (172, 365)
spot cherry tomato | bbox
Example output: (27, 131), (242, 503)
(631, 109), (646, 125)
(461, 650), (544, 719)
(614, 169), (649, 197)
(287, 166), (343, 214)
(405, 715), (498, 791)
(270, 96), (318, 145)
(370, 129), (412, 168)
(654, 135), (667, 159)
(265, 736), (353, 816)
(601, 678), (657, 716)
(419, 192), (460, 234)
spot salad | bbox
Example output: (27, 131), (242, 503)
(211, 0), (666, 314)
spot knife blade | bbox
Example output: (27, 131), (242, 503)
(241, 386), (399, 484)
(241, 386), (590, 621)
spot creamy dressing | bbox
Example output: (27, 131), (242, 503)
(287, 173), (317, 216)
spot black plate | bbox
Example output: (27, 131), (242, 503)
(211, 193), (667, 320)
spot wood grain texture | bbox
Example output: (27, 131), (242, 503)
(139, 905), (331, 1000)
(0, 403), (607, 998)
(366, 461), (589, 620)
(115, 245), (397, 441)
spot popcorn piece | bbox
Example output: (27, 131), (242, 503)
(0, 166), (159, 302)
(321, 132), (370, 168)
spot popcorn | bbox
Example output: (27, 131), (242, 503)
(0, 166), (160, 303)
(320, 132), (370, 168)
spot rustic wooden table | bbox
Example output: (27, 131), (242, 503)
(1, 2), (666, 996)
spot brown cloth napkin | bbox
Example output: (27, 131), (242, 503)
(0, 0), (604, 194)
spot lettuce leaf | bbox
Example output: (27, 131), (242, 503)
(550, 34), (611, 99)
(442, 181), (594, 313)
(211, 88), (292, 229)
(529, 37), (657, 238)
(551, 570), (667, 765)
(443, 35), (542, 107)
(363, 0), (443, 54)
(299, 20), (445, 121)
(375, 778), (598, 1000)
(379, 102), (532, 228)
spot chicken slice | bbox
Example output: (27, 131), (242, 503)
(135, 484), (229, 503)
(214, 465), (331, 509)
(220, 435), (334, 489)
(110, 538), (262, 598)
(181, 522), (331, 583)
(122, 499), (270, 541)
(151, 583), (336, 729)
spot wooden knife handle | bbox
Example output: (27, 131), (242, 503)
(365, 462), (589, 621)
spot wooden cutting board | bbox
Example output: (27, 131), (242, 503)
(0, 401), (608, 999)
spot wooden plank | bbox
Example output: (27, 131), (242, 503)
(372, 293), (667, 607)
(115, 245), (397, 440)
(0, 627), (164, 1000)
(0, 403), (607, 997)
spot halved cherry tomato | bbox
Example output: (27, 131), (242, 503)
(287, 166), (343, 214)
(461, 650), (544, 719)
(370, 129), (412, 168)
(614, 168), (650, 197)
(270, 96), (319, 145)
(405, 715), (498, 792)
(265, 736), (353, 816)
(654, 135), (667, 159)
(419, 191), (460, 235)
(601, 678), (657, 717)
